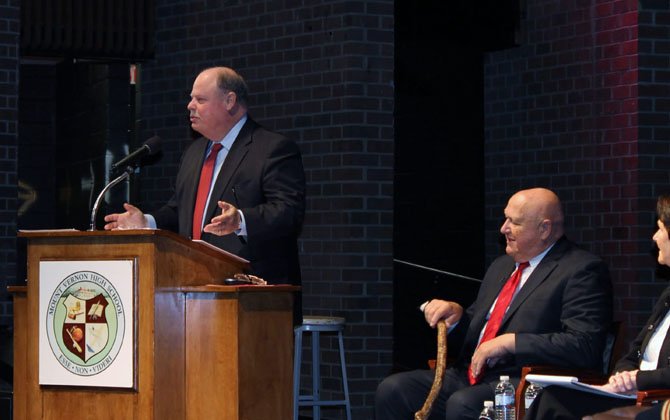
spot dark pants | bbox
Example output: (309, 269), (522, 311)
(636, 402), (666, 420)
(374, 367), (501, 420)
(524, 385), (634, 420)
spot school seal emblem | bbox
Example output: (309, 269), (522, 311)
(45, 271), (125, 377)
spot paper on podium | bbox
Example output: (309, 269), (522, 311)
(525, 374), (637, 400)
(18, 229), (79, 233)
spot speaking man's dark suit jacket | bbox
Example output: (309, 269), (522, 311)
(525, 286), (670, 419)
(152, 117), (306, 285)
(450, 235), (613, 379)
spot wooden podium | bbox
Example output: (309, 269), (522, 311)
(10, 229), (296, 420)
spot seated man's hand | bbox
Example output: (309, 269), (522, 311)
(469, 333), (515, 377)
(104, 203), (148, 230)
(422, 299), (463, 328)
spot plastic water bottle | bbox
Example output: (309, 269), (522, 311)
(494, 375), (516, 420)
(524, 382), (543, 410)
(478, 400), (495, 420)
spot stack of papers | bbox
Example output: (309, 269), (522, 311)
(525, 374), (637, 399)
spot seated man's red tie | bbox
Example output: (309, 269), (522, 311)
(192, 143), (223, 240)
(468, 261), (530, 385)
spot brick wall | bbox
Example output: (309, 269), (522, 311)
(7, 0), (668, 416)
(138, 1), (394, 417)
(637, 2), (670, 323)
(0, 0), (20, 326)
(484, 0), (665, 338)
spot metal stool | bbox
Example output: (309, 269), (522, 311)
(293, 316), (352, 420)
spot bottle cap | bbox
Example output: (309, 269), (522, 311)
(484, 401), (493, 407)
(500, 375), (509, 380)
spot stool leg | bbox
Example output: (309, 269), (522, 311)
(293, 327), (303, 420)
(338, 330), (352, 420)
(311, 330), (321, 420)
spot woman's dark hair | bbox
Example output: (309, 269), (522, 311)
(657, 195), (670, 227)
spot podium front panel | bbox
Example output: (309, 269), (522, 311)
(12, 230), (295, 420)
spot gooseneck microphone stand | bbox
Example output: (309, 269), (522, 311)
(89, 165), (135, 231)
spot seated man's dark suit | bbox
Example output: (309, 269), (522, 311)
(525, 286), (670, 420)
(637, 400), (670, 420)
(375, 236), (613, 419)
(152, 117), (306, 285)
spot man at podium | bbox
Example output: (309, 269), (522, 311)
(103, 66), (306, 292)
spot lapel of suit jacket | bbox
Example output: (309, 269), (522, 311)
(471, 260), (516, 335)
(640, 287), (670, 365)
(500, 237), (569, 326)
(204, 118), (255, 221)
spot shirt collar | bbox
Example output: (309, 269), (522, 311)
(212, 114), (247, 150)
(525, 241), (555, 268)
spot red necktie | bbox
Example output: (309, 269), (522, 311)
(192, 143), (223, 240)
(468, 261), (530, 385)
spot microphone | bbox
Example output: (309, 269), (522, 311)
(89, 136), (160, 230)
(111, 136), (161, 170)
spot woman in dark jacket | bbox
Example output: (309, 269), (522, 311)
(526, 195), (670, 419)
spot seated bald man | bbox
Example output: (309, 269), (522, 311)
(375, 188), (613, 419)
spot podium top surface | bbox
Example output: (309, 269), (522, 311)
(8, 284), (300, 294)
(20, 228), (189, 240)
(17, 228), (250, 267)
